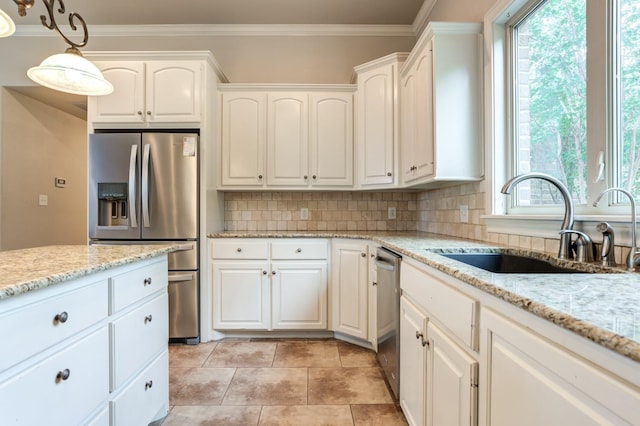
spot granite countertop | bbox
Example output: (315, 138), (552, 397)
(209, 231), (640, 362)
(0, 244), (177, 300)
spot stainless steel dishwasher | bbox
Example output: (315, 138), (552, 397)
(375, 246), (402, 399)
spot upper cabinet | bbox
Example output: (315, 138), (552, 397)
(218, 85), (355, 190)
(87, 59), (203, 127)
(400, 22), (484, 187)
(353, 53), (408, 189)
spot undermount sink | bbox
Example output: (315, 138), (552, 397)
(440, 252), (583, 274)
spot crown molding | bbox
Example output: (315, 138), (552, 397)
(412, 0), (438, 36)
(14, 23), (417, 38)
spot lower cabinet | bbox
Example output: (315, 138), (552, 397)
(399, 296), (427, 426)
(211, 238), (328, 331)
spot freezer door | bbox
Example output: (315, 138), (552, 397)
(141, 133), (199, 239)
(168, 271), (199, 340)
(89, 133), (141, 240)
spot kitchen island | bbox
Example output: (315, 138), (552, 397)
(0, 244), (176, 426)
(209, 231), (640, 424)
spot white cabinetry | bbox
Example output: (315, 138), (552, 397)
(400, 22), (483, 187)
(0, 255), (169, 426)
(218, 86), (355, 190)
(88, 60), (203, 125)
(354, 53), (408, 188)
(330, 239), (370, 341)
(211, 238), (328, 331)
(481, 308), (640, 425)
(400, 258), (479, 426)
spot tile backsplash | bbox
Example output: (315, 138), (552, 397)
(224, 191), (418, 232)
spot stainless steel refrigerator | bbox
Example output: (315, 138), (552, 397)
(89, 132), (200, 344)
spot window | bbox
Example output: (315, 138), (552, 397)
(505, 0), (640, 213)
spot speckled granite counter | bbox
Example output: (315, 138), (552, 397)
(209, 231), (640, 362)
(0, 244), (177, 300)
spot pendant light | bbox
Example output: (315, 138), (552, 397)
(11, 0), (113, 96)
(0, 8), (16, 37)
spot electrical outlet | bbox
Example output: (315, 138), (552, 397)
(300, 207), (309, 220)
(459, 205), (469, 223)
(39, 194), (48, 206)
(388, 207), (397, 219)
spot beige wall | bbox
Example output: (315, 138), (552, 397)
(0, 89), (87, 250)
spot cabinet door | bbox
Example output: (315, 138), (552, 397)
(357, 65), (395, 186)
(399, 296), (427, 426)
(401, 71), (417, 183)
(88, 61), (145, 124)
(271, 261), (328, 330)
(367, 242), (379, 348)
(145, 61), (202, 123)
(482, 309), (639, 425)
(212, 261), (269, 329)
(220, 92), (266, 186)
(331, 241), (368, 340)
(310, 92), (353, 187)
(413, 46), (435, 180)
(426, 322), (478, 426)
(267, 93), (309, 186)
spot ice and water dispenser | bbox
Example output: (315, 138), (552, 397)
(97, 183), (128, 227)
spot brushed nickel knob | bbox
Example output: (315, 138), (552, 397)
(296, 248), (302, 253)
(263, 270), (268, 275)
(236, 248), (242, 252)
(312, 175), (317, 179)
(387, 172), (392, 176)
(272, 271), (276, 275)
(258, 175), (263, 179)
(55, 369), (70, 383)
(361, 253), (366, 257)
(146, 111), (151, 116)
(54, 311), (69, 324)
(304, 175), (308, 179)
(137, 111), (143, 115)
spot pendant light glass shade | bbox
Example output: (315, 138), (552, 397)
(0, 8), (16, 37)
(27, 48), (114, 96)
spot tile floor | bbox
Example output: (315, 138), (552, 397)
(163, 339), (408, 425)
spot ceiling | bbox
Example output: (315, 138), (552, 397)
(4, 0), (426, 26)
(4, 0), (428, 119)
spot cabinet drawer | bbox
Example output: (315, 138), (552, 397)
(110, 258), (168, 314)
(271, 239), (328, 260)
(211, 239), (269, 259)
(401, 261), (479, 350)
(110, 350), (169, 426)
(0, 327), (109, 425)
(110, 292), (168, 390)
(0, 279), (108, 373)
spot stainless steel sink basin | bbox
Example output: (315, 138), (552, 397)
(440, 252), (582, 274)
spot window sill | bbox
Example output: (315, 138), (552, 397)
(483, 214), (637, 247)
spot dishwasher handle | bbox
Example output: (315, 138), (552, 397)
(375, 257), (398, 272)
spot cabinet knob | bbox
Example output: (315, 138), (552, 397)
(144, 277), (153, 286)
(361, 252), (366, 257)
(145, 380), (153, 390)
(144, 315), (153, 324)
(312, 175), (317, 179)
(53, 311), (69, 324)
(258, 175), (263, 179)
(263, 270), (268, 275)
(304, 175), (308, 180)
(137, 111), (143, 116)
(296, 248), (302, 253)
(236, 248), (242, 252)
(146, 111), (151, 116)
(387, 172), (392, 177)
(272, 270), (276, 275)
(370, 253), (375, 258)
(415, 331), (423, 340)
(55, 369), (71, 383)
(372, 281), (378, 286)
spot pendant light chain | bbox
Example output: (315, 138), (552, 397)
(15, 0), (89, 50)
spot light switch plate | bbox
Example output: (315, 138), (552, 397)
(459, 205), (469, 223)
(388, 207), (397, 219)
(300, 207), (309, 220)
(39, 194), (48, 206)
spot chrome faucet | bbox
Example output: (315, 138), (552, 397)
(558, 230), (596, 263)
(501, 173), (575, 259)
(596, 222), (616, 267)
(593, 188), (640, 271)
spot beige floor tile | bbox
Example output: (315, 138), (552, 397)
(273, 341), (341, 367)
(308, 367), (392, 405)
(169, 367), (236, 405)
(168, 342), (217, 367)
(258, 405), (354, 426)
(222, 368), (308, 406)
(162, 405), (261, 426)
(337, 342), (378, 367)
(203, 341), (277, 368)
(351, 404), (408, 425)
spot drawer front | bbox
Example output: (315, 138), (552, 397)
(0, 279), (108, 373)
(110, 350), (169, 426)
(0, 327), (109, 425)
(401, 261), (478, 350)
(210, 239), (269, 259)
(110, 258), (168, 314)
(271, 239), (328, 260)
(110, 292), (168, 390)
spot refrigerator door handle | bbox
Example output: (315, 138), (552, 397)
(169, 273), (194, 282)
(142, 143), (151, 228)
(128, 144), (138, 228)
